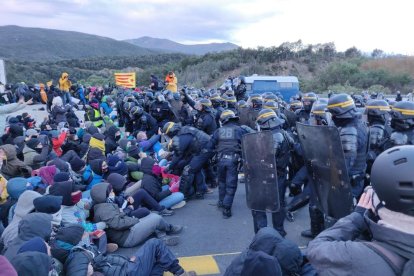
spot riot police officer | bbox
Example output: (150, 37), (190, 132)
(386, 101), (414, 147)
(129, 106), (159, 138)
(150, 92), (175, 128)
(295, 92), (318, 124)
(365, 100), (391, 174)
(209, 110), (253, 218)
(222, 95), (238, 115)
(327, 93), (367, 198)
(251, 109), (293, 236)
(310, 100), (331, 126)
(211, 93), (224, 126)
(184, 94), (217, 135)
(234, 76), (247, 101)
(162, 122), (213, 199)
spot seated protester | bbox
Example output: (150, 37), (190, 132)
(51, 96), (70, 124)
(141, 157), (184, 209)
(49, 172), (106, 232)
(85, 99), (104, 128)
(107, 155), (128, 178)
(68, 156), (87, 190)
(22, 112), (36, 130)
(61, 128), (81, 156)
(79, 133), (91, 158)
(307, 146), (414, 275)
(105, 125), (122, 155)
(86, 124), (100, 136)
(1, 190), (41, 248)
(49, 129), (67, 157)
(3, 213), (52, 260)
(100, 96), (115, 118)
(83, 159), (108, 190)
(55, 224), (194, 276)
(107, 173), (173, 217)
(36, 165), (57, 186)
(0, 177), (29, 228)
(23, 136), (49, 170)
(11, 237), (59, 276)
(34, 195), (63, 232)
(90, 182), (182, 248)
(114, 138), (132, 160)
(136, 131), (163, 155)
(1, 117), (24, 145)
(66, 108), (80, 128)
(224, 227), (306, 276)
(0, 144), (32, 180)
(87, 133), (106, 162)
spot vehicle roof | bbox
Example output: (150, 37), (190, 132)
(245, 75), (298, 83)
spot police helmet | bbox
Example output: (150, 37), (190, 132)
(123, 102), (136, 111)
(390, 101), (414, 130)
(199, 98), (212, 108)
(225, 90), (235, 97)
(289, 100), (303, 111)
(220, 110), (239, 124)
(256, 109), (284, 130)
(162, 122), (181, 138)
(238, 100), (247, 108)
(302, 92), (318, 111)
(130, 106), (144, 118)
(263, 93), (277, 102)
(371, 145), (414, 216)
(366, 99), (390, 124)
(263, 100), (279, 111)
(155, 92), (165, 102)
(327, 93), (357, 119)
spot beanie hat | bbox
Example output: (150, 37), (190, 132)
(69, 156), (86, 173)
(34, 195), (62, 214)
(7, 177), (28, 200)
(48, 159), (69, 172)
(17, 237), (48, 255)
(26, 138), (41, 150)
(53, 172), (71, 183)
(107, 173), (127, 194)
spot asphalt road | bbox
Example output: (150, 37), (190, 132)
(2, 104), (311, 276)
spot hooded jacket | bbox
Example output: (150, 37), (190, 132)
(0, 144), (32, 179)
(1, 190), (42, 248)
(58, 72), (72, 92)
(84, 159), (105, 190)
(165, 73), (178, 92)
(91, 183), (140, 246)
(11, 252), (53, 276)
(4, 213), (52, 260)
(307, 209), (414, 276)
(23, 144), (49, 170)
(224, 227), (303, 276)
(141, 158), (171, 202)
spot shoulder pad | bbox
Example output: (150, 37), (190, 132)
(240, 125), (255, 133)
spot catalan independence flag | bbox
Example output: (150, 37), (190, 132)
(114, 72), (136, 88)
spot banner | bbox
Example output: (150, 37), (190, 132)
(114, 72), (136, 88)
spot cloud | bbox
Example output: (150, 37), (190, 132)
(1, 0), (414, 54)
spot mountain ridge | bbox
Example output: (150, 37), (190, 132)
(124, 36), (239, 55)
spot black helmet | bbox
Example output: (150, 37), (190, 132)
(256, 109), (284, 130)
(220, 110), (239, 124)
(371, 145), (414, 216)
(263, 100), (278, 111)
(130, 106), (144, 118)
(249, 94), (263, 109)
(162, 122), (181, 138)
(199, 98), (212, 108)
(302, 92), (318, 112)
(123, 102), (136, 112)
(239, 75), (246, 84)
(311, 101), (329, 125)
(145, 91), (154, 100)
(390, 101), (414, 130)
(327, 93), (357, 119)
(289, 100), (303, 111)
(263, 93), (277, 102)
(366, 99), (390, 124)
(225, 90), (235, 97)
(223, 95), (237, 107)
(238, 100), (247, 108)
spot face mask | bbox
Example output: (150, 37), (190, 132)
(115, 135), (121, 141)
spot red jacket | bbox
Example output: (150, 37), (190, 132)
(52, 132), (67, 157)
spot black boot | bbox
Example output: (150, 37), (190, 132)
(222, 208), (232, 219)
(301, 206), (324, 238)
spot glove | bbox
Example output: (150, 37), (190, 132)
(169, 181), (180, 193)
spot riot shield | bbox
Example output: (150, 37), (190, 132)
(239, 108), (259, 129)
(241, 131), (280, 212)
(168, 99), (182, 123)
(296, 123), (353, 219)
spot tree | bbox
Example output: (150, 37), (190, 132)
(371, 49), (385, 59)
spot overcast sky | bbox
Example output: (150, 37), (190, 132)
(1, 0), (413, 54)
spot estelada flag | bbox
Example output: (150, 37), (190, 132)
(114, 72), (136, 88)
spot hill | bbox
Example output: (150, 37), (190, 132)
(4, 41), (413, 93)
(124, 36), (239, 55)
(0, 25), (155, 61)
